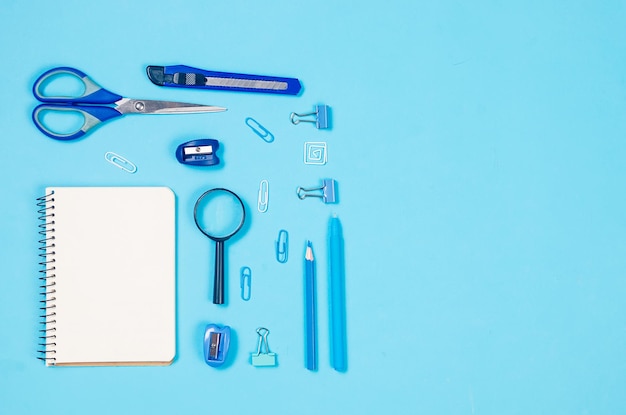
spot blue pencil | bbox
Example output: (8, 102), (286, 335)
(304, 241), (317, 371)
(329, 215), (347, 372)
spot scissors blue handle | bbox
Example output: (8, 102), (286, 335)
(32, 67), (226, 141)
(32, 67), (125, 140)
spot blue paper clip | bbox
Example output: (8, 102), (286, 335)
(290, 104), (330, 129)
(246, 117), (274, 143)
(276, 229), (288, 263)
(240, 266), (251, 301)
(296, 179), (337, 203)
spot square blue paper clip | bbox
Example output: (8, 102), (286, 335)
(296, 178), (337, 203)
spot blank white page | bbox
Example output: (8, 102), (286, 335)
(45, 187), (176, 366)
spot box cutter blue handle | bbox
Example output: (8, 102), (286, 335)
(176, 139), (220, 166)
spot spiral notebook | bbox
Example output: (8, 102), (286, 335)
(37, 187), (176, 366)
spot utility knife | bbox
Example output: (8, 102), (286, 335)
(146, 65), (302, 95)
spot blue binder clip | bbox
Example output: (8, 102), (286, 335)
(296, 179), (337, 203)
(203, 324), (231, 367)
(251, 327), (277, 367)
(176, 139), (220, 166)
(290, 104), (330, 129)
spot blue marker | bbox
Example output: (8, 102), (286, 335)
(329, 215), (347, 372)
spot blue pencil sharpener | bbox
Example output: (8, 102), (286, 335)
(203, 324), (231, 367)
(176, 139), (220, 166)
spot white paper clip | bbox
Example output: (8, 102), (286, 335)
(290, 104), (330, 129)
(257, 179), (269, 213)
(104, 152), (137, 174)
(296, 178), (337, 203)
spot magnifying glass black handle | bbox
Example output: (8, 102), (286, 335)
(213, 240), (225, 304)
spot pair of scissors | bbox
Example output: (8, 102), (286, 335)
(32, 67), (227, 140)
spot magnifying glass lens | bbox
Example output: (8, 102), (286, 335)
(195, 190), (245, 239)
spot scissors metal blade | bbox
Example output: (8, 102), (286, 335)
(116, 98), (227, 114)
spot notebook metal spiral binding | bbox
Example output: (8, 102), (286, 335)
(36, 191), (57, 364)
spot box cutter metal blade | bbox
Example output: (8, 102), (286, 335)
(176, 139), (220, 166)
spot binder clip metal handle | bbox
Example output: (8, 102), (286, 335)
(290, 104), (330, 129)
(296, 179), (337, 204)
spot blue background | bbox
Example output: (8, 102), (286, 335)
(1, 1), (626, 413)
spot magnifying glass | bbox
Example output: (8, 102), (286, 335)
(194, 188), (246, 304)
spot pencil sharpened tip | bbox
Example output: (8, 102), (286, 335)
(305, 241), (314, 261)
